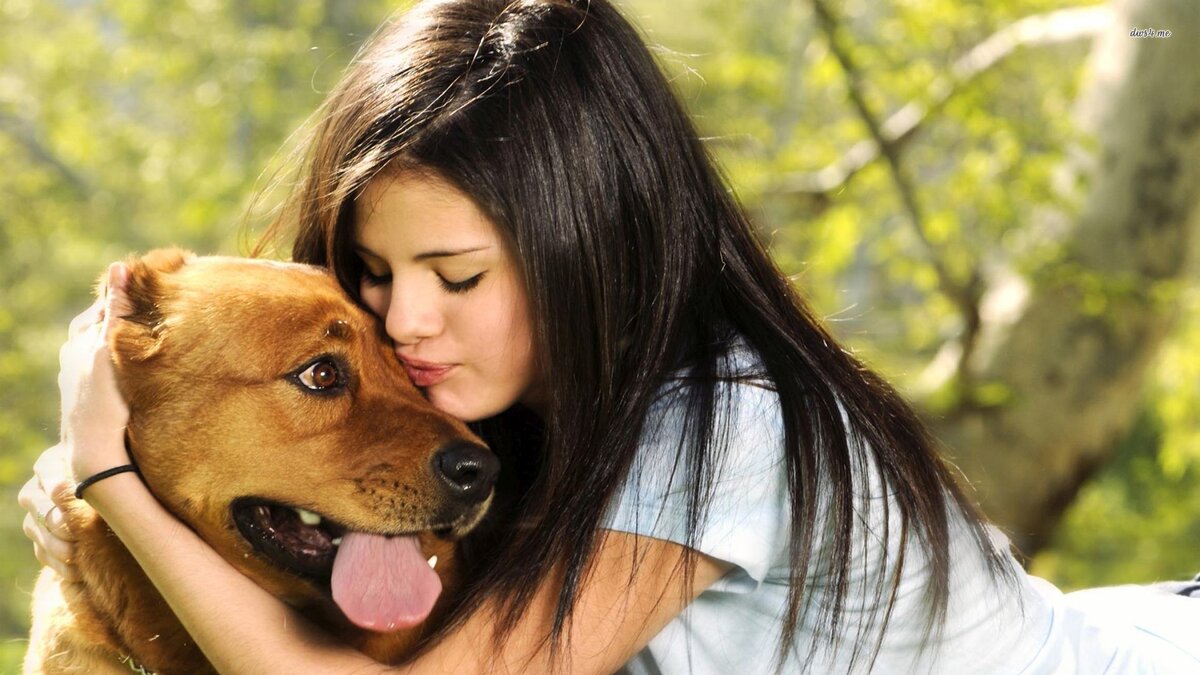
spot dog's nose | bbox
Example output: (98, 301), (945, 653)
(433, 442), (499, 503)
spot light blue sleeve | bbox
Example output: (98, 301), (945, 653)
(599, 371), (792, 593)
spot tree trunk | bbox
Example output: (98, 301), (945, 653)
(931, 0), (1200, 555)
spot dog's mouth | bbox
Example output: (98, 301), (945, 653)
(231, 498), (350, 579)
(231, 497), (454, 632)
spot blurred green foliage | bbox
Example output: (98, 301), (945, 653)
(1032, 296), (1200, 589)
(1, 0), (1197, 668)
(0, 0), (399, 663)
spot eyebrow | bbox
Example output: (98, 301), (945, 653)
(354, 245), (491, 262)
(324, 320), (351, 341)
(414, 246), (491, 261)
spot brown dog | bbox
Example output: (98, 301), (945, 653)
(25, 249), (499, 674)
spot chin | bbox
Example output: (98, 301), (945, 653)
(428, 390), (491, 423)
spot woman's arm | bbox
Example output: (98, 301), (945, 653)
(89, 469), (726, 674)
(82, 471), (391, 673)
(64, 264), (729, 674)
(397, 530), (729, 674)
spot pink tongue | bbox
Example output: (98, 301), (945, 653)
(331, 532), (442, 632)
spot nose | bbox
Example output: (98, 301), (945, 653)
(432, 442), (500, 504)
(383, 284), (444, 345)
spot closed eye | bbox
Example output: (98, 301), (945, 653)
(361, 269), (392, 287)
(439, 272), (485, 294)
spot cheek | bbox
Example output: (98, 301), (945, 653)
(454, 285), (534, 376)
(508, 299), (534, 366)
(489, 286), (535, 378)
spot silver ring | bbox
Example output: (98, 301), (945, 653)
(36, 503), (62, 530)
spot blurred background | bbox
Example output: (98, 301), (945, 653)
(2, 0), (1198, 668)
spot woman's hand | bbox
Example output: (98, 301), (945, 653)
(18, 444), (78, 580)
(60, 263), (133, 482)
(17, 263), (134, 579)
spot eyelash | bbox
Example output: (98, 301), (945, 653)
(359, 269), (485, 295)
(360, 269), (391, 287)
(439, 272), (485, 294)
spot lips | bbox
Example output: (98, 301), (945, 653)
(398, 356), (454, 387)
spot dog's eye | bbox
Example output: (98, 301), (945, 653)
(297, 360), (342, 391)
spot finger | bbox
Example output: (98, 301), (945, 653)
(22, 512), (76, 568)
(68, 297), (105, 338)
(59, 322), (95, 399)
(33, 444), (74, 500)
(102, 263), (133, 336)
(32, 443), (70, 480)
(31, 446), (80, 542)
(19, 475), (78, 553)
(16, 473), (43, 513)
(29, 526), (78, 582)
(17, 473), (56, 524)
(45, 487), (77, 543)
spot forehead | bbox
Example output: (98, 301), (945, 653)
(354, 171), (502, 249)
(182, 257), (332, 293)
(162, 258), (379, 366)
(174, 258), (361, 322)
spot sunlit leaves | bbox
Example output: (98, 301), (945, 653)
(2, 2), (1198, 663)
(630, 0), (1198, 588)
(0, 0), (395, 652)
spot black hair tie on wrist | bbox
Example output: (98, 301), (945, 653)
(74, 464), (141, 500)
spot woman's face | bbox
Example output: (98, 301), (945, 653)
(354, 170), (540, 422)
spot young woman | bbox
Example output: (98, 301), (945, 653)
(20, 0), (1200, 672)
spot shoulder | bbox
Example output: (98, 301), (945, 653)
(639, 336), (785, 480)
(603, 337), (793, 585)
(649, 336), (781, 435)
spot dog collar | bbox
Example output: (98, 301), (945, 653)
(119, 654), (156, 675)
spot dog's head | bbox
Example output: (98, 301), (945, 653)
(105, 248), (498, 633)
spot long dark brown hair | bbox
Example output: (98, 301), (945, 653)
(258, 0), (1011, 670)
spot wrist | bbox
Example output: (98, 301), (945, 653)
(67, 436), (132, 486)
(74, 464), (141, 500)
(78, 468), (150, 514)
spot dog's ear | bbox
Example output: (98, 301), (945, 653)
(105, 247), (194, 363)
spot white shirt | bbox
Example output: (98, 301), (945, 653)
(602, 340), (1200, 674)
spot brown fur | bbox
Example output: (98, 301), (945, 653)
(26, 249), (489, 674)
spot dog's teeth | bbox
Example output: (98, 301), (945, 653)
(427, 555), (438, 569)
(295, 508), (322, 526)
(331, 537), (343, 546)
